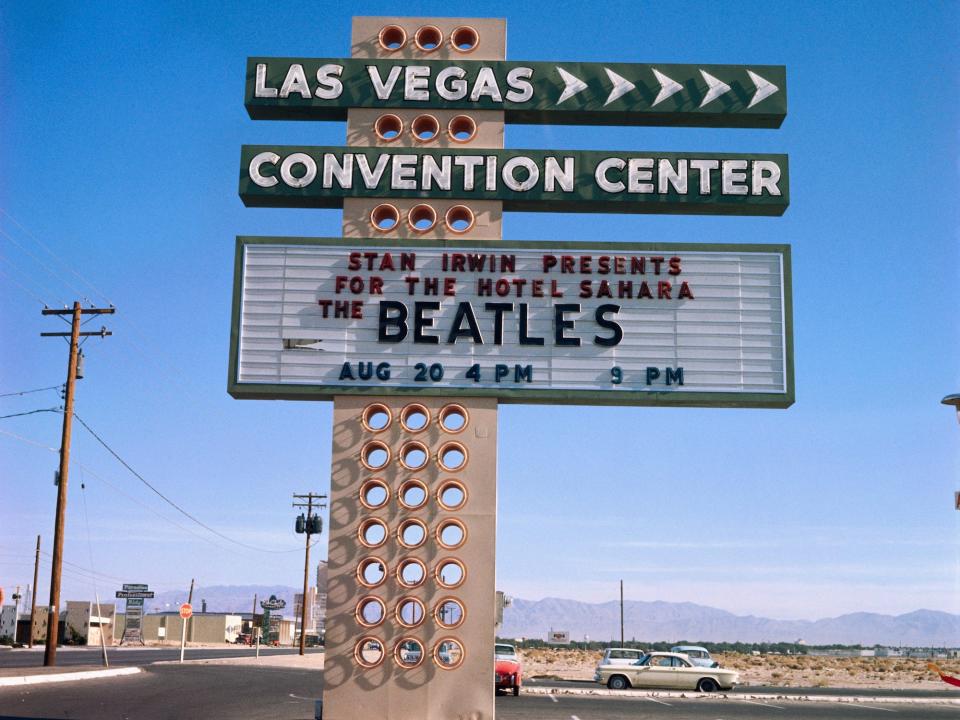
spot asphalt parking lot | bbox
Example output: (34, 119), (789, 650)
(1, 651), (958, 720)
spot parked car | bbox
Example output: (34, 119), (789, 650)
(494, 643), (522, 696)
(598, 647), (646, 666)
(595, 652), (738, 692)
(670, 645), (718, 668)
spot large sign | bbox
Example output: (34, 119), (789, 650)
(240, 146), (788, 216)
(119, 583), (149, 645)
(245, 58), (786, 128)
(229, 237), (793, 408)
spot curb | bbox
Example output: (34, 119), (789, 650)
(0, 667), (141, 688)
(521, 685), (960, 706)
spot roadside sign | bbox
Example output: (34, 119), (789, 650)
(240, 145), (788, 217)
(547, 630), (570, 645)
(230, 237), (793, 408)
(179, 603), (193, 620)
(116, 590), (155, 599)
(245, 58), (786, 128)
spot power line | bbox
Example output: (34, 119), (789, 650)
(0, 428), (251, 557)
(0, 407), (61, 420)
(0, 208), (109, 304)
(71, 413), (305, 554)
(0, 385), (62, 399)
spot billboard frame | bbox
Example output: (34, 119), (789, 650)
(228, 236), (794, 409)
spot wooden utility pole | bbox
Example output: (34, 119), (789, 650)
(41, 302), (113, 666)
(293, 492), (326, 655)
(620, 579), (625, 647)
(29, 535), (40, 648)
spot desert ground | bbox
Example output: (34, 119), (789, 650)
(519, 647), (960, 690)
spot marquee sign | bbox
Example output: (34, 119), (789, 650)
(245, 58), (786, 128)
(240, 146), (789, 216)
(229, 237), (793, 408)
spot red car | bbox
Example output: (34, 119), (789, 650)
(494, 643), (522, 696)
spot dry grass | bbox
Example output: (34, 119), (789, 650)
(519, 648), (960, 690)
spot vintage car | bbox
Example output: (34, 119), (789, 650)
(594, 651), (738, 692)
(670, 645), (718, 668)
(598, 647), (647, 666)
(494, 643), (522, 695)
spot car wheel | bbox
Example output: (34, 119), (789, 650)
(697, 677), (719, 693)
(607, 675), (629, 690)
(512, 684), (520, 697)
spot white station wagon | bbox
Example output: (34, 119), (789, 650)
(595, 652), (738, 692)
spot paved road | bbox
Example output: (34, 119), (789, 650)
(0, 646), (322, 669)
(0, 664), (957, 720)
(531, 677), (960, 700)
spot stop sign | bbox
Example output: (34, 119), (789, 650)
(179, 603), (193, 619)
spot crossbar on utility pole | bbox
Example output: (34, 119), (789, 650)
(293, 492), (326, 656)
(42, 301), (114, 666)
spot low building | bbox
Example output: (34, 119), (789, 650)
(0, 606), (16, 640)
(116, 612), (242, 644)
(64, 601), (116, 646)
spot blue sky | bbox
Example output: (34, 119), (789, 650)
(1, 1), (958, 622)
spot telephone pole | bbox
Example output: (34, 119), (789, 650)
(29, 535), (40, 648)
(293, 492), (326, 655)
(41, 302), (114, 666)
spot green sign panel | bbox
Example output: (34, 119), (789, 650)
(240, 145), (788, 216)
(245, 58), (786, 128)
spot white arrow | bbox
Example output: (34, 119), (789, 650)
(556, 67), (589, 104)
(699, 69), (731, 108)
(651, 68), (683, 106)
(603, 68), (636, 106)
(747, 70), (779, 108)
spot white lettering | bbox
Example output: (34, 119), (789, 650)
(627, 158), (654, 193)
(404, 66), (430, 101)
(454, 156), (484, 191)
(689, 159), (719, 195)
(595, 158), (626, 193)
(279, 64), (311, 99)
(505, 67), (534, 102)
(722, 160), (749, 195)
(544, 156), (574, 192)
(391, 155), (417, 189)
(315, 64), (344, 99)
(422, 155), (452, 190)
(485, 156), (497, 191)
(280, 153), (317, 188)
(470, 67), (503, 102)
(321, 153), (353, 189)
(752, 160), (782, 196)
(249, 152), (280, 187)
(658, 159), (688, 194)
(502, 156), (539, 192)
(367, 65), (402, 100)
(356, 154), (390, 189)
(254, 64), (278, 98)
(436, 66), (468, 100)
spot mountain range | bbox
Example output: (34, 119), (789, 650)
(500, 597), (960, 647)
(137, 586), (960, 646)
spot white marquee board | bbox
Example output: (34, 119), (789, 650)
(229, 237), (793, 408)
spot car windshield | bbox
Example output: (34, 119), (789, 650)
(494, 645), (515, 657)
(634, 654), (652, 665)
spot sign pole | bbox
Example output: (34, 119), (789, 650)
(179, 578), (194, 664)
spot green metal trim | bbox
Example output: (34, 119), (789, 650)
(227, 236), (794, 409)
(245, 57), (786, 129)
(239, 145), (789, 217)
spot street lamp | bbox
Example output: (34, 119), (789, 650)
(941, 394), (960, 510)
(941, 394), (960, 424)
